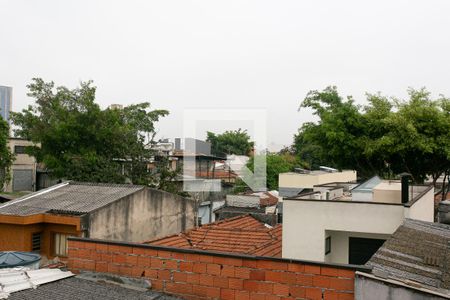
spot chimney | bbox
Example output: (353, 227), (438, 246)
(399, 173), (411, 204)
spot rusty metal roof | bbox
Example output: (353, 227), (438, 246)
(0, 182), (144, 216)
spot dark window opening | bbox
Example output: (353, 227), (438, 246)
(14, 145), (26, 154)
(349, 237), (385, 265)
(32, 232), (42, 252)
(277, 213), (283, 224)
(325, 236), (331, 255)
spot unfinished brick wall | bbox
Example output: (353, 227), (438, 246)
(68, 238), (362, 300)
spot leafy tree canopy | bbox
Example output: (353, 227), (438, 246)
(0, 118), (13, 191)
(245, 152), (298, 191)
(12, 78), (170, 187)
(296, 86), (450, 184)
(206, 129), (254, 156)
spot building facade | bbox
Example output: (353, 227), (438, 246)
(4, 138), (38, 193)
(0, 85), (12, 123)
(282, 179), (435, 265)
(278, 169), (357, 197)
(0, 182), (195, 259)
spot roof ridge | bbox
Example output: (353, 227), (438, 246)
(201, 214), (261, 228)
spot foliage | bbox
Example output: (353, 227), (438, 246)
(12, 78), (171, 187)
(246, 153), (298, 190)
(295, 86), (450, 183)
(0, 118), (13, 191)
(206, 129), (254, 156)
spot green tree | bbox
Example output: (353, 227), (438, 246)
(297, 86), (373, 176)
(296, 86), (450, 184)
(246, 153), (298, 190)
(12, 78), (170, 186)
(0, 118), (13, 191)
(206, 129), (254, 156)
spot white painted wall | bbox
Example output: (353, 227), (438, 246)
(283, 188), (435, 263)
(405, 188), (434, 222)
(351, 191), (373, 202)
(279, 170), (357, 189)
(282, 200), (405, 262)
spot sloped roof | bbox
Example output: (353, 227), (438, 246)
(367, 219), (450, 297)
(0, 182), (144, 216)
(0, 268), (74, 299)
(7, 276), (177, 300)
(146, 215), (282, 257)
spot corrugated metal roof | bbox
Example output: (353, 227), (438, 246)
(367, 219), (450, 296)
(0, 267), (74, 299)
(147, 215), (282, 257)
(0, 182), (144, 216)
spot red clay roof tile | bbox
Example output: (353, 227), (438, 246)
(146, 215), (282, 257)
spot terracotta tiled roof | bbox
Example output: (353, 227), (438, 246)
(259, 192), (279, 207)
(146, 215), (282, 257)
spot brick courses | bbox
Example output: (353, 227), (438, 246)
(67, 238), (368, 300)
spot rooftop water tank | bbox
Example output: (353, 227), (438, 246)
(0, 252), (41, 269)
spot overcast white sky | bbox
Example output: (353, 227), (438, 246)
(1, 0), (450, 151)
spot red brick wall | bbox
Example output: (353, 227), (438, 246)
(68, 239), (360, 300)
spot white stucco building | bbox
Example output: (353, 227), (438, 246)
(282, 177), (435, 265)
(278, 169), (357, 197)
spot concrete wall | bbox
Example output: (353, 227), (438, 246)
(283, 193), (435, 263)
(4, 139), (37, 192)
(351, 191), (373, 202)
(226, 195), (260, 208)
(199, 200), (225, 224)
(279, 170), (356, 189)
(88, 188), (195, 243)
(355, 273), (446, 300)
(405, 188), (434, 222)
(282, 200), (406, 262)
(372, 182), (402, 203)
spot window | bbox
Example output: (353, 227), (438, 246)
(325, 236), (331, 255)
(31, 232), (42, 252)
(54, 233), (73, 257)
(277, 213), (283, 224)
(195, 217), (202, 226)
(14, 145), (26, 154)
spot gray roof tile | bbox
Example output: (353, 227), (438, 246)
(8, 276), (178, 300)
(0, 182), (144, 216)
(367, 219), (450, 296)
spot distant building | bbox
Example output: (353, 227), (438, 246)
(108, 104), (123, 110)
(282, 175), (435, 265)
(357, 219), (450, 299)
(0, 86), (12, 123)
(3, 138), (38, 193)
(214, 191), (280, 226)
(0, 182), (195, 259)
(278, 168), (357, 197)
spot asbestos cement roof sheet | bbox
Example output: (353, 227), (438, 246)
(0, 267), (74, 299)
(0, 182), (144, 216)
